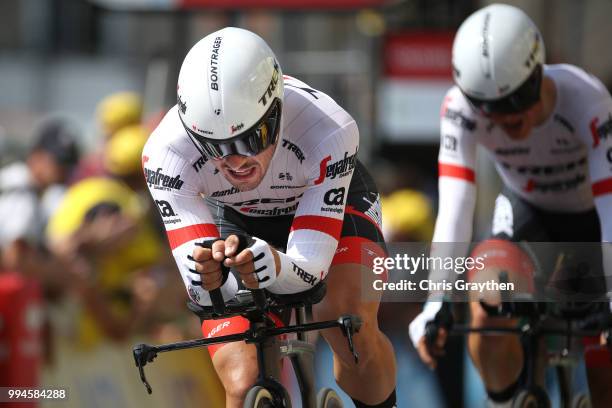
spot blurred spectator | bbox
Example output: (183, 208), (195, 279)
(0, 117), (80, 275)
(73, 91), (143, 181)
(45, 177), (176, 347)
(103, 123), (169, 240)
(381, 188), (435, 243)
(104, 124), (149, 191)
(96, 92), (143, 137)
(0, 118), (80, 389)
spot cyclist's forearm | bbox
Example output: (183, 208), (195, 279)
(266, 245), (331, 294)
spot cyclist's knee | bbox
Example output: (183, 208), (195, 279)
(212, 344), (258, 400)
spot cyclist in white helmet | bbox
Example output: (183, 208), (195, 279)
(143, 27), (397, 407)
(409, 3), (612, 406)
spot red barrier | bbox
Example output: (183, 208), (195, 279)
(0, 272), (43, 406)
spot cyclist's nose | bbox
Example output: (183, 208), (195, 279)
(221, 154), (250, 169)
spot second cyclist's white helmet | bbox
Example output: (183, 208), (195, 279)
(177, 27), (283, 158)
(452, 4), (545, 113)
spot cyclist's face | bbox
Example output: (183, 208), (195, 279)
(483, 76), (552, 141)
(486, 104), (541, 141)
(211, 142), (277, 191)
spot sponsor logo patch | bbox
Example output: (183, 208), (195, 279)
(443, 134), (457, 152)
(314, 148), (358, 185)
(282, 139), (305, 163)
(444, 108), (477, 131)
(210, 186), (240, 198)
(192, 155), (207, 173)
(258, 62), (280, 106)
(210, 36), (222, 91)
(292, 262), (318, 286)
(494, 146), (530, 156)
(144, 167), (184, 191)
(155, 200), (177, 217)
(240, 203), (299, 216)
(590, 114), (612, 148)
(523, 174), (586, 193)
(323, 187), (346, 206)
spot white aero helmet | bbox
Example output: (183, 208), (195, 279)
(452, 4), (545, 114)
(177, 27), (283, 159)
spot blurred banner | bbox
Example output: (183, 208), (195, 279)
(378, 32), (454, 143)
(89, 0), (386, 10)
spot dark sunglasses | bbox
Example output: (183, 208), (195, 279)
(185, 98), (282, 160)
(463, 64), (543, 115)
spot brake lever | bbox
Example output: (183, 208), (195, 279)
(338, 315), (362, 364)
(133, 343), (157, 394)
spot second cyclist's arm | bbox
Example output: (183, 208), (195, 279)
(428, 91), (479, 297)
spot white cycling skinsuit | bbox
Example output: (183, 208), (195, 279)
(410, 64), (612, 347)
(143, 76), (362, 305)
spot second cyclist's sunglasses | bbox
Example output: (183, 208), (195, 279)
(463, 64), (543, 115)
(186, 98), (282, 159)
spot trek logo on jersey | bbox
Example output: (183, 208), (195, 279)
(323, 187), (345, 206)
(155, 200), (177, 217)
(314, 148), (358, 185)
(282, 139), (305, 163)
(523, 174), (586, 193)
(192, 155), (208, 173)
(553, 114), (574, 134)
(210, 186), (240, 198)
(590, 114), (612, 148)
(144, 167), (184, 191)
(443, 108), (476, 131)
(240, 203), (299, 216)
(278, 172), (293, 181)
(292, 262), (318, 286)
(258, 62), (280, 106)
(210, 36), (222, 91)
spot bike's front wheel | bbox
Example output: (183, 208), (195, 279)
(244, 386), (275, 408)
(512, 386), (551, 408)
(316, 388), (343, 408)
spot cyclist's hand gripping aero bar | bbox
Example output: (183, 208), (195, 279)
(196, 234), (266, 315)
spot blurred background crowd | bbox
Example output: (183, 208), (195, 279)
(1, 0), (611, 407)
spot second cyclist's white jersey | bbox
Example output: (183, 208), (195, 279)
(143, 76), (359, 304)
(434, 64), (612, 244)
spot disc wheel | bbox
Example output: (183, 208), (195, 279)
(316, 388), (343, 408)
